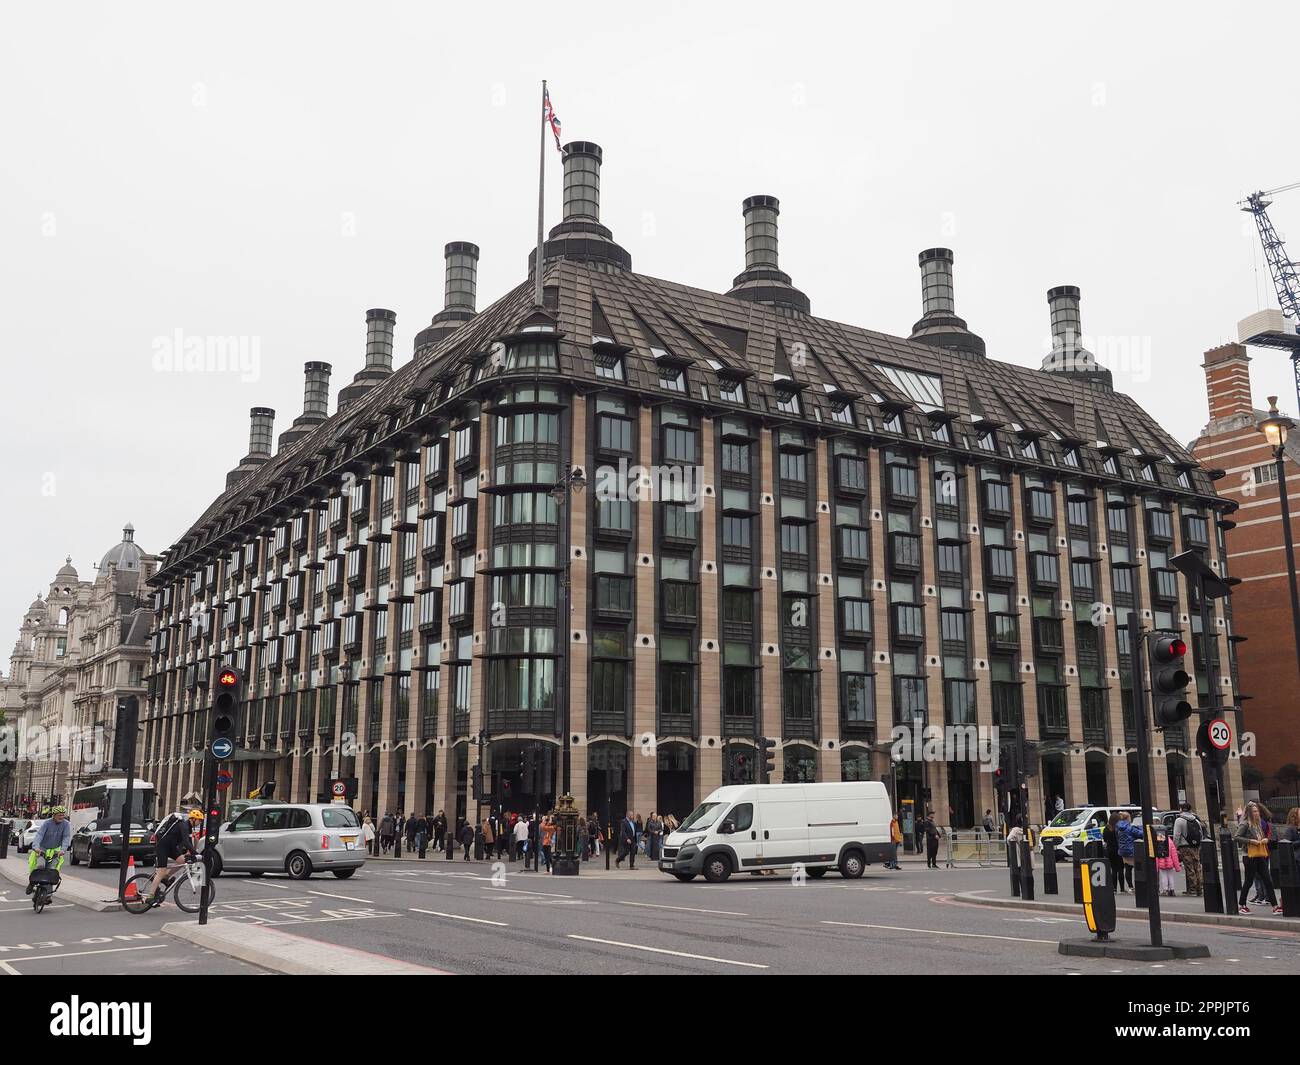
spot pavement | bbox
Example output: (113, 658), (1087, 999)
(8, 848), (1299, 975)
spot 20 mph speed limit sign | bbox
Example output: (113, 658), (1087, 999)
(1207, 718), (1232, 750)
(332, 781), (346, 797)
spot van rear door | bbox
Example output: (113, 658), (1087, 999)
(758, 792), (809, 868)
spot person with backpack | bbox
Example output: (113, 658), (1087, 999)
(1172, 802), (1203, 896)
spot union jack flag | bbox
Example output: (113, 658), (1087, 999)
(543, 86), (562, 152)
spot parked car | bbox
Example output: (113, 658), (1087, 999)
(69, 820), (156, 868)
(17, 820), (46, 854)
(212, 803), (365, 880)
(1037, 805), (1141, 860)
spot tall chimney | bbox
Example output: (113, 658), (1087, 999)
(530, 141), (631, 275)
(562, 142), (602, 222)
(339, 309), (396, 410)
(227, 407), (275, 488)
(414, 243), (480, 356)
(1202, 342), (1253, 423)
(1040, 285), (1111, 387)
(248, 407), (275, 458)
(365, 308), (396, 372)
(742, 194), (780, 270)
(727, 194), (809, 315)
(278, 362), (333, 451)
(908, 248), (985, 358)
(303, 361), (332, 419)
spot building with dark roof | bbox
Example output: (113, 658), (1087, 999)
(143, 142), (1244, 833)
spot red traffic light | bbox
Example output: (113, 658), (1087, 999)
(218, 669), (240, 687)
(1167, 638), (1186, 657)
(1153, 636), (1186, 661)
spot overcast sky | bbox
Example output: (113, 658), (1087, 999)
(4, 1), (1299, 673)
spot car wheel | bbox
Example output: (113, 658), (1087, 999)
(209, 853), (223, 878)
(88, 852), (101, 869)
(838, 849), (866, 879)
(286, 851), (313, 880)
(672, 872), (695, 882)
(805, 867), (828, 878)
(332, 869), (355, 879)
(703, 853), (732, 884)
(70, 847), (80, 866)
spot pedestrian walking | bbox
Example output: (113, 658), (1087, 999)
(414, 813), (428, 857)
(616, 810), (638, 869)
(923, 814), (941, 868)
(379, 813), (395, 855)
(541, 816), (555, 872)
(577, 815), (590, 862)
(1236, 802), (1282, 914)
(1116, 811), (1141, 890)
(460, 819), (474, 861)
(1103, 811), (1127, 893)
(981, 809), (996, 836)
(361, 814), (376, 855)
(432, 810), (447, 852)
(1172, 802), (1203, 896)
(406, 812), (418, 852)
(512, 814), (528, 863)
(1249, 803), (1275, 903)
(886, 815), (903, 869)
(1156, 826), (1181, 896)
(646, 812), (663, 861)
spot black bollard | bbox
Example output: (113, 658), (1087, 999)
(1018, 839), (1035, 901)
(1219, 830), (1241, 913)
(474, 827), (484, 862)
(0, 820), (9, 861)
(1133, 850), (1149, 909)
(1274, 840), (1300, 917)
(1042, 840), (1058, 895)
(1200, 837), (1224, 914)
(418, 835), (427, 860)
(1008, 837), (1021, 897)
(394, 833), (402, 859)
(446, 831), (455, 861)
(1082, 857), (1117, 941)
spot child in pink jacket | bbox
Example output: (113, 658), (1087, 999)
(1156, 828), (1182, 897)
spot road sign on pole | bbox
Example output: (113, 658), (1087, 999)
(216, 770), (233, 792)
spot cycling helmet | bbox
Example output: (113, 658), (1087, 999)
(49, 805), (67, 817)
(188, 809), (204, 821)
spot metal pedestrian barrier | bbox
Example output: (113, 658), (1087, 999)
(943, 830), (1009, 868)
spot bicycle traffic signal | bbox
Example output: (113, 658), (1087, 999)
(471, 764), (484, 801)
(1147, 633), (1192, 728)
(211, 667), (241, 747)
(758, 737), (777, 784)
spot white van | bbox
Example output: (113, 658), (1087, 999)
(659, 781), (893, 883)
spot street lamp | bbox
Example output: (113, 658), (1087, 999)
(1259, 397), (1300, 695)
(549, 462), (585, 876)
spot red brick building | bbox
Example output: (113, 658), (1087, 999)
(1192, 342), (1300, 794)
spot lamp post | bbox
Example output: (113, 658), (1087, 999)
(1259, 397), (1300, 693)
(549, 462), (586, 876)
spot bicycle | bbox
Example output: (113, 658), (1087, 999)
(28, 849), (63, 914)
(122, 854), (215, 914)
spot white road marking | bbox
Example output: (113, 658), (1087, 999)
(567, 935), (768, 970)
(307, 890), (374, 904)
(3, 944), (169, 965)
(0, 904), (72, 913)
(410, 907), (508, 927)
(821, 921), (1057, 945)
(616, 900), (749, 917)
(482, 886), (573, 899)
(0, 961), (18, 976)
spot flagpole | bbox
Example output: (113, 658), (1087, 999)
(535, 79), (546, 309)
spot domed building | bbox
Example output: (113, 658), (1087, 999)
(2, 525), (159, 807)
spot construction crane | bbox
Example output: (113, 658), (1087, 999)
(1239, 182), (1300, 414)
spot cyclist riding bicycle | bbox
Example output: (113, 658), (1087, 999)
(144, 809), (202, 902)
(26, 806), (71, 892)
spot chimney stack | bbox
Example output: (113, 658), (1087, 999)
(278, 362), (333, 451)
(339, 309), (396, 411)
(1202, 342), (1253, 423)
(908, 248), (985, 358)
(414, 243), (481, 356)
(248, 407), (275, 458)
(530, 141), (631, 275)
(727, 194), (809, 316)
(562, 141), (602, 222)
(742, 194), (780, 270)
(226, 407), (275, 488)
(1040, 285), (1111, 388)
(365, 308), (396, 373)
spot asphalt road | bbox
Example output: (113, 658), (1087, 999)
(13, 850), (1300, 975)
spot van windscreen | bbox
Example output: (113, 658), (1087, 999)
(678, 802), (727, 832)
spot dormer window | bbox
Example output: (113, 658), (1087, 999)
(506, 341), (557, 371)
(882, 411), (902, 433)
(659, 366), (686, 393)
(719, 377), (745, 404)
(1103, 454), (1118, 475)
(776, 388), (802, 416)
(977, 430), (997, 453)
(1140, 462), (1156, 483)
(831, 401), (855, 426)
(1021, 438), (1040, 460)
(930, 420), (950, 443)
(1063, 447), (1080, 468)
(594, 350), (624, 381)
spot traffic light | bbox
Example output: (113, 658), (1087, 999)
(732, 754), (748, 785)
(472, 764), (484, 801)
(211, 667), (241, 747)
(758, 737), (777, 784)
(1020, 739), (1039, 779)
(1147, 632), (1192, 728)
(111, 696), (139, 771)
(501, 777), (513, 803)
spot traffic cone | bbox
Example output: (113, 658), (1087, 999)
(123, 854), (138, 899)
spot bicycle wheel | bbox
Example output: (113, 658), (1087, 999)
(33, 888), (47, 914)
(121, 874), (156, 914)
(171, 871), (212, 913)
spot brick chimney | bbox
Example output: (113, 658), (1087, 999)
(1203, 342), (1253, 422)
